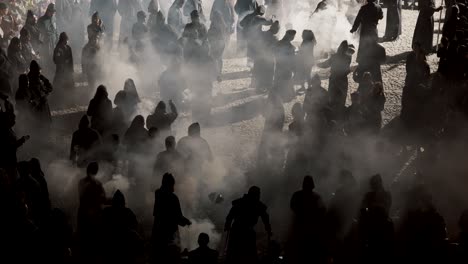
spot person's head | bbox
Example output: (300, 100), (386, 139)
(29, 60), (41, 76)
(248, 186), (261, 201)
(148, 0), (158, 13)
(161, 173), (175, 192)
(45, 3), (56, 16)
(291, 102), (304, 121)
(198, 233), (210, 247)
(190, 10), (200, 23)
(78, 115), (89, 130)
(58, 32), (69, 45)
(188, 122), (201, 137)
(0, 3), (9, 16)
(87, 162), (99, 177)
(369, 174), (383, 191)
(112, 190), (126, 208)
(26, 10), (36, 24)
(131, 115), (145, 128)
(302, 29), (316, 43)
(8, 37), (21, 55)
(91, 11), (99, 24)
(303, 175), (315, 191)
(155, 101), (166, 113)
(20, 28), (31, 43)
(165, 136), (176, 150)
(256, 5), (266, 15)
(270, 21), (280, 35)
(94, 85), (108, 99)
(283, 29), (296, 42)
(137, 10), (146, 23)
(337, 40), (349, 54)
(124, 78), (137, 94)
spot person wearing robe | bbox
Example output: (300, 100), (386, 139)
(87, 11), (105, 43)
(295, 29), (317, 90)
(225, 186), (272, 264)
(89, 0), (117, 47)
(177, 122), (213, 176)
(412, 0), (443, 53)
(55, 0), (73, 33)
(207, 10), (227, 76)
(361, 174), (392, 215)
(210, 0), (235, 38)
(168, 0), (185, 35)
(53, 32), (74, 91)
(152, 173), (191, 263)
(240, 5), (272, 65)
(183, 0), (205, 22)
(27, 60), (53, 130)
(114, 78), (140, 120)
(0, 3), (20, 46)
(7, 37), (27, 87)
(318, 40), (353, 117)
(132, 11), (149, 52)
(234, 0), (258, 52)
(20, 28), (40, 64)
(183, 10), (207, 41)
(353, 42), (386, 83)
(23, 10), (42, 52)
(37, 3), (58, 74)
(82, 35), (102, 90)
(70, 0), (85, 61)
(15, 74), (34, 126)
(70, 115), (102, 167)
(158, 57), (186, 106)
(87, 85), (113, 135)
(383, 0), (401, 41)
(350, 0), (383, 63)
(154, 136), (184, 177)
(254, 20), (279, 93)
(118, 0), (142, 43)
(151, 11), (179, 62)
(188, 233), (219, 264)
(146, 100), (178, 135)
(147, 0), (160, 31)
(361, 82), (386, 134)
(273, 30), (296, 102)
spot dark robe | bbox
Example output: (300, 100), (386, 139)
(295, 40), (316, 87)
(23, 22), (42, 52)
(87, 97), (113, 135)
(154, 149), (184, 177)
(384, 0), (401, 40)
(90, 0), (117, 44)
(167, 3), (185, 35)
(188, 246), (219, 264)
(254, 29), (278, 92)
(27, 72), (53, 127)
(355, 43), (386, 83)
(146, 102), (178, 134)
(158, 66), (186, 105)
(70, 121), (101, 167)
(53, 43), (74, 90)
(37, 14), (58, 70)
(81, 42), (102, 89)
(412, 0), (438, 53)
(273, 39), (296, 101)
(177, 134), (213, 175)
(351, 2), (383, 63)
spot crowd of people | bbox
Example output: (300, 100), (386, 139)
(0, 0), (468, 263)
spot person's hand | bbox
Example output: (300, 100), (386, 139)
(350, 29), (355, 34)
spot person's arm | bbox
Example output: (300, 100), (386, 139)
(350, 9), (362, 33)
(317, 57), (331, 69)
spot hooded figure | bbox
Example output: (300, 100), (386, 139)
(87, 85), (113, 135)
(147, 0), (161, 30)
(89, 0), (117, 46)
(132, 10), (149, 52)
(70, 115), (101, 167)
(87, 11), (105, 42)
(177, 122), (213, 175)
(23, 10), (42, 51)
(188, 233), (219, 264)
(53, 32), (74, 92)
(152, 173), (191, 263)
(117, 0), (143, 43)
(168, 0), (185, 35)
(361, 174), (392, 215)
(20, 28), (40, 64)
(273, 29), (297, 102)
(7, 37), (27, 86)
(114, 78), (140, 120)
(37, 3), (58, 73)
(27, 60), (53, 129)
(146, 100), (178, 135)
(412, 0), (443, 53)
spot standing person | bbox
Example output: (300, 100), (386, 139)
(225, 186), (272, 264)
(354, 41), (386, 83)
(89, 0), (117, 47)
(132, 11), (149, 52)
(177, 122), (213, 175)
(183, 10), (207, 41)
(412, 0), (443, 54)
(82, 36), (102, 90)
(0, 3), (20, 47)
(254, 20), (279, 93)
(37, 3), (58, 74)
(234, 0), (258, 52)
(207, 10), (227, 76)
(158, 57), (186, 106)
(70, 115), (101, 167)
(318, 40), (353, 117)
(7, 37), (27, 86)
(118, 0), (143, 44)
(87, 85), (113, 135)
(23, 10), (42, 52)
(167, 0), (185, 36)
(87, 11), (105, 43)
(152, 173), (192, 263)
(273, 29), (296, 102)
(70, 0), (85, 61)
(383, 0), (401, 41)
(27, 60), (53, 131)
(146, 100), (178, 136)
(55, 0), (73, 33)
(210, 0), (235, 41)
(147, 0), (160, 31)
(53, 32), (74, 92)
(350, 0), (383, 64)
(183, 0), (205, 22)
(295, 29), (317, 91)
(154, 136), (184, 178)
(361, 82), (386, 134)
(240, 5), (272, 68)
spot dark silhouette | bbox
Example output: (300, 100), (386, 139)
(89, 0), (117, 47)
(295, 30), (317, 91)
(70, 115), (101, 167)
(177, 122), (213, 175)
(146, 100), (178, 136)
(383, 0), (402, 41)
(188, 233), (219, 264)
(53, 32), (74, 92)
(273, 29), (296, 102)
(361, 174), (392, 215)
(27, 60), (53, 131)
(412, 0), (443, 53)
(154, 136), (184, 178)
(225, 186), (272, 264)
(87, 85), (113, 135)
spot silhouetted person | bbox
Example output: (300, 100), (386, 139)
(82, 36), (102, 90)
(401, 42), (430, 129)
(102, 190), (142, 264)
(295, 30), (317, 91)
(27, 60), (53, 131)
(114, 78), (141, 120)
(225, 186), (272, 264)
(87, 11), (105, 43)
(132, 11), (149, 52)
(70, 115), (102, 167)
(188, 233), (218, 264)
(412, 0), (443, 53)
(361, 82), (386, 134)
(23, 10), (41, 52)
(146, 100), (178, 136)
(177, 122), (213, 175)
(285, 102), (307, 179)
(354, 42), (385, 84)
(124, 115), (149, 155)
(383, 0), (401, 41)
(361, 174), (391, 215)
(77, 162), (106, 262)
(254, 20), (279, 93)
(89, 0), (117, 47)
(151, 11), (180, 62)
(152, 173), (191, 263)
(29, 158), (51, 226)
(273, 29), (296, 102)
(288, 175), (327, 264)
(40, 208), (73, 264)
(53, 32), (74, 92)
(167, 0), (185, 35)
(87, 85), (113, 135)
(350, 0), (383, 63)
(207, 10), (227, 76)
(154, 136), (184, 177)
(183, 10), (208, 41)
(37, 3), (58, 73)
(318, 40), (353, 117)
